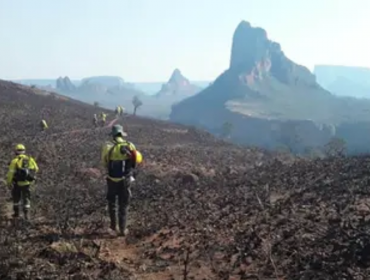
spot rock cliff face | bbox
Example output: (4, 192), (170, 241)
(80, 76), (126, 89)
(228, 21), (317, 89)
(170, 21), (370, 154)
(54, 75), (145, 114)
(56, 76), (76, 92)
(155, 69), (200, 98)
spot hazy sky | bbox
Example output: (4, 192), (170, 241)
(1, 0), (369, 82)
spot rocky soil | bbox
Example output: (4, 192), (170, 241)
(1, 80), (370, 280)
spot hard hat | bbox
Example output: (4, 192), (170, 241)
(15, 144), (26, 151)
(135, 150), (143, 164)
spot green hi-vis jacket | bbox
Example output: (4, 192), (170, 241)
(101, 137), (136, 182)
(6, 154), (39, 186)
(41, 120), (48, 129)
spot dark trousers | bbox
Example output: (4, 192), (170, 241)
(106, 179), (131, 232)
(12, 184), (31, 218)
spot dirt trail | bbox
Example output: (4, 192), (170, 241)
(96, 233), (205, 280)
(0, 119), (119, 222)
(0, 117), (212, 279)
(0, 117), (173, 279)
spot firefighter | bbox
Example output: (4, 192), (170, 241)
(101, 124), (143, 236)
(93, 114), (98, 127)
(100, 112), (107, 127)
(40, 119), (48, 131)
(119, 106), (124, 116)
(6, 144), (39, 220)
(115, 106), (121, 118)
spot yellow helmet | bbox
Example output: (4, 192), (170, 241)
(135, 150), (143, 164)
(15, 144), (26, 151)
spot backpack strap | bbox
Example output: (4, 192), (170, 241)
(16, 155), (28, 168)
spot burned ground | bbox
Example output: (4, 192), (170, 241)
(1, 80), (370, 280)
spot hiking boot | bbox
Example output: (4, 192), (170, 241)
(23, 210), (29, 221)
(106, 228), (117, 237)
(13, 207), (19, 219)
(118, 228), (129, 237)
(110, 221), (117, 231)
(12, 210), (19, 219)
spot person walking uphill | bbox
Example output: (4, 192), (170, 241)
(100, 112), (107, 127)
(6, 144), (39, 220)
(101, 124), (143, 236)
(93, 114), (98, 127)
(40, 119), (48, 131)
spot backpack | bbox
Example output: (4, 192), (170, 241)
(107, 142), (132, 178)
(14, 156), (36, 182)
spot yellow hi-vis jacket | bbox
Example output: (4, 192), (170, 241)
(101, 137), (136, 182)
(6, 154), (39, 186)
(41, 120), (48, 129)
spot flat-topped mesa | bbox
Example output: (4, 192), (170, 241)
(80, 76), (126, 89)
(230, 20), (316, 86)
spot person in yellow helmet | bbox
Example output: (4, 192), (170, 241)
(40, 119), (48, 131)
(119, 106), (124, 116)
(101, 124), (143, 236)
(6, 144), (39, 220)
(100, 112), (107, 127)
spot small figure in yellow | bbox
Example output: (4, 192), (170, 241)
(115, 106), (124, 118)
(119, 106), (125, 116)
(100, 112), (107, 127)
(6, 144), (39, 220)
(40, 119), (48, 131)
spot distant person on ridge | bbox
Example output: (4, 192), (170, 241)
(115, 106), (121, 118)
(6, 144), (39, 221)
(40, 119), (48, 131)
(100, 112), (107, 127)
(119, 106), (124, 116)
(93, 114), (98, 127)
(101, 124), (143, 236)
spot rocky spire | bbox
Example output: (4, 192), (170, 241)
(168, 69), (190, 87)
(229, 20), (316, 86)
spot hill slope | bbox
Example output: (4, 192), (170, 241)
(170, 21), (370, 153)
(314, 65), (370, 98)
(1, 81), (370, 279)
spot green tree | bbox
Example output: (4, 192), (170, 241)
(132, 96), (143, 116)
(324, 137), (347, 157)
